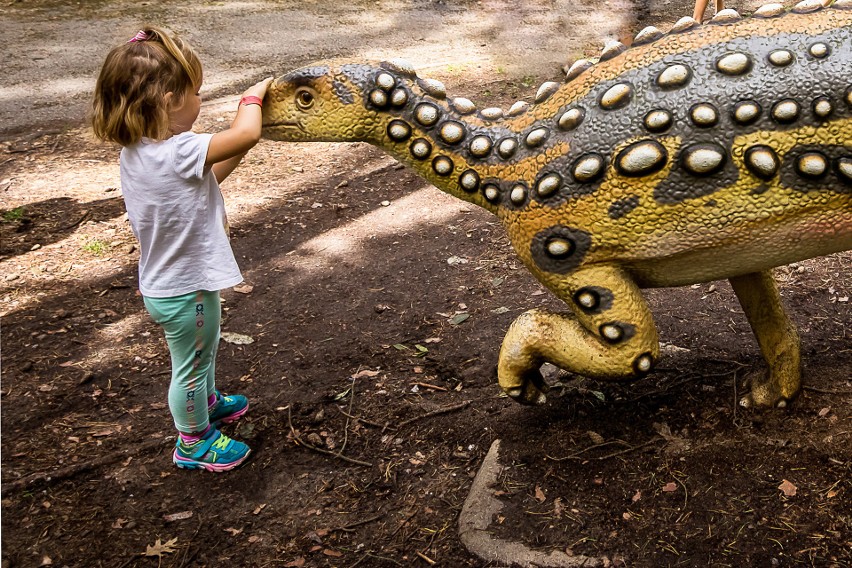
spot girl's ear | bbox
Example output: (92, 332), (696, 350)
(164, 91), (174, 108)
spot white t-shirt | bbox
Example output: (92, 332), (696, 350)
(120, 131), (243, 298)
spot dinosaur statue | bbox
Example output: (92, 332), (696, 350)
(262, 0), (852, 409)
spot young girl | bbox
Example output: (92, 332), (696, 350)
(92, 27), (272, 472)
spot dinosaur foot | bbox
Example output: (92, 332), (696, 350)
(504, 368), (550, 406)
(738, 370), (799, 409)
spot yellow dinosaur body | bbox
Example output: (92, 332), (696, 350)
(263, 0), (852, 408)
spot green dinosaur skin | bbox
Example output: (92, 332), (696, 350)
(262, 0), (852, 408)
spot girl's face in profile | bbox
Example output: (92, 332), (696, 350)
(168, 83), (202, 135)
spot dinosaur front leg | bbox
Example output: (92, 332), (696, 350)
(498, 266), (659, 404)
(729, 270), (802, 408)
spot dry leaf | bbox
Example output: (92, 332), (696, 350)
(248, 535), (262, 543)
(112, 518), (128, 529)
(778, 479), (797, 497)
(322, 549), (343, 557)
(39, 556), (52, 566)
(631, 490), (642, 503)
(220, 331), (254, 345)
(144, 537), (178, 558)
(163, 511), (193, 522)
(351, 369), (380, 379)
(818, 406), (831, 417)
(534, 484), (546, 503)
(253, 504), (267, 515)
(662, 482), (678, 492)
(587, 431), (605, 445)
(233, 284), (254, 294)
(224, 527), (243, 536)
(449, 312), (470, 325)
(284, 558), (306, 568)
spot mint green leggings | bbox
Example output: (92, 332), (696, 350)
(143, 291), (220, 434)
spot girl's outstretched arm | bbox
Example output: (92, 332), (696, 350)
(208, 77), (273, 182)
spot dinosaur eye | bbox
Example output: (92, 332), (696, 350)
(295, 89), (315, 109)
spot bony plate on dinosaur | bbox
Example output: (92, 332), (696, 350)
(262, 0), (852, 410)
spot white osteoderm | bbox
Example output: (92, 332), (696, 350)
(716, 52), (751, 75)
(600, 83), (632, 109)
(684, 147), (725, 174)
(657, 64), (691, 88)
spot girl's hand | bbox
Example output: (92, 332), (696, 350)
(243, 77), (274, 100)
(206, 76), (275, 176)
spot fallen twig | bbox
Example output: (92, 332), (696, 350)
(415, 551), (436, 565)
(545, 438), (661, 462)
(349, 552), (405, 567)
(396, 400), (471, 430)
(335, 407), (386, 429)
(411, 382), (448, 392)
(287, 407), (372, 467)
(115, 553), (145, 568)
(59, 209), (90, 231)
(1, 438), (163, 496)
(332, 513), (384, 533)
(178, 514), (203, 568)
(338, 376), (359, 457)
(387, 510), (418, 542)
(804, 385), (852, 395)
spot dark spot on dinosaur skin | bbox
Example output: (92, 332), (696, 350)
(573, 286), (615, 314)
(333, 80), (354, 105)
(530, 226), (592, 274)
(599, 321), (636, 344)
(608, 196), (640, 219)
(291, 66), (331, 84)
(653, 143), (736, 204)
(530, 158), (600, 207)
(780, 145), (852, 193)
(633, 352), (655, 376)
(476, 179), (530, 210)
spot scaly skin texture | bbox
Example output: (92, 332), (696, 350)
(263, 0), (852, 408)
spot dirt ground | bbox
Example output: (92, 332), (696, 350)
(1, 1), (850, 567)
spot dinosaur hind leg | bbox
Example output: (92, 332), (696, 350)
(729, 269), (802, 408)
(497, 266), (659, 405)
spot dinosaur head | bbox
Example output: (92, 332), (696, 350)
(262, 61), (407, 143)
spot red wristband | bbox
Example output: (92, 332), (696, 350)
(238, 96), (263, 109)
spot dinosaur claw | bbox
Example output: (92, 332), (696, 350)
(507, 388), (523, 398)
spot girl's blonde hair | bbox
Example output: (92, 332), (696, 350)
(92, 27), (203, 146)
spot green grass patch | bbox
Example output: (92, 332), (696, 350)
(2, 207), (26, 222)
(83, 239), (108, 255)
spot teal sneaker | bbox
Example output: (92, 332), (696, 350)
(173, 428), (251, 472)
(208, 390), (249, 426)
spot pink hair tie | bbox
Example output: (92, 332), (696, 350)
(127, 30), (149, 43)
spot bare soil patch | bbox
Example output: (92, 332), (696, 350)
(1, 1), (850, 567)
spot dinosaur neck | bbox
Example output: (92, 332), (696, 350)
(362, 64), (567, 219)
